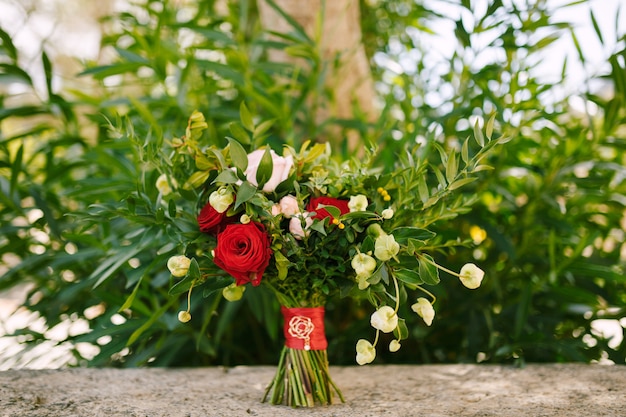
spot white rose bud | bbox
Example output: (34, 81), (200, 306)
(389, 340), (401, 352)
(411, 298), (435, 326)
(374, 233), (399, 261)
(156, 174), (175, 195)
(348, 194), (368, 212)
(351, 252), (377, 276)
(177, 311), (191, 323)
(222, 283), (245, 301)
(381, 208), (394, 219)
(459, 263), (485, 289)
(240, 214), (251, 224)
(209, 187), (234, 213)
(370, 306), (398, 333)
(167, 255), (191, 278)
(356, 339), (376, 365)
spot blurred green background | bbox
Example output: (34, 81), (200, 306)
(0, 0), (624, 368)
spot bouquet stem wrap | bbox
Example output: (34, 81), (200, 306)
(263, 306), (344, 407)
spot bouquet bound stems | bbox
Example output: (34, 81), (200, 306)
(156, 107), (504, 407)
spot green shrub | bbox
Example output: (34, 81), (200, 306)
(1, 0), (624, 367)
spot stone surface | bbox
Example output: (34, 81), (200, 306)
(1, 364), (625, 416)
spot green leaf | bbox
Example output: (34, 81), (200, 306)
(255, 148), (273, 190)
(253, 119), (275, 141)
(391, 227), (436, 244)
(90, 245), (144, 288)
(395, 268), (424, 286)
(119, 277), (143, 311)
(461, 137), (469, 164)
(448, 177), (478, 190)
(213, 169), (239, 185)
(417, 175), (429, 203)
(486, 113), (496, 140)
(202, 277), (233, 297)
(10, 144), (23, 197)
(368, 263), (388, 286)
(195, 60), (245, 85)
(394, 318), (409, 340)
(446, 151), (457, 183)
(235, 181), (257, 208)
(228, 123), (251, 145)
(473, 119), (485, 147)
(127, 297), (177, 346)
(239, 101), (254, 132)
(589, 9), (604, 45)
(0, 63), (33, 85)
(227, 137), (249, 172)
(263, 0), (313, 44)
(418, 254), (440, 285)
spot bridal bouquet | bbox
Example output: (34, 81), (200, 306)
(159, 107), (502, 407)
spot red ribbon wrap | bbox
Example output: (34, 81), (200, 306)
(281, 306), (328, 351)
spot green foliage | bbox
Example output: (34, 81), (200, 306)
(0, 0), (624, 368)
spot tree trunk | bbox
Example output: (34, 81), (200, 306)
(257, 0), (378, 149)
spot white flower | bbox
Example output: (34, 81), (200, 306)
(389, 340), (401, 352)
(370, 306), (398, 333)
(459, 263), (485, 289)
(240, 214), (251, 224)
(277, 195), (300, 218)
(348, 194), (368, 212)
(209, 187), (234, 213)
(411, 298), (435, 326)
(351, 252), (377, 276)
(177, 311), (191, 323)
(381, 208), (394, 219)
(167, 255), (191, 278)
(222, 283), (245, 301)
(356, 339), (376, 365)
(374, 233), (399, 261)
(244, 149), (294, 192)
(289, 214), (313, 240)
(156, 174), (175, 195)
(356, 273), (370, 290)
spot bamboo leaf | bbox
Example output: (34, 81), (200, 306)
(486, 114), (496, 140)
(589, 9), (604, 45)
(446, 151), (458, 183)
(448, 177), (478, 190)
(229, 123), (251, 145)
(240, 101), (254, 132)
(473, 119), (485, 147)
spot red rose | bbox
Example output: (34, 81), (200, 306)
(307, 197), (350, 220)
(198, 202), (235, 235)
(213, 222), (272, 286)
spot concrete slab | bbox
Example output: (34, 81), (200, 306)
(1, 364), (625, 416)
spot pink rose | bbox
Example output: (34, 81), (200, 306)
(289, 214), (313, 240)
(275, 195), (300, 218)
(244, 149), (293, 192)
